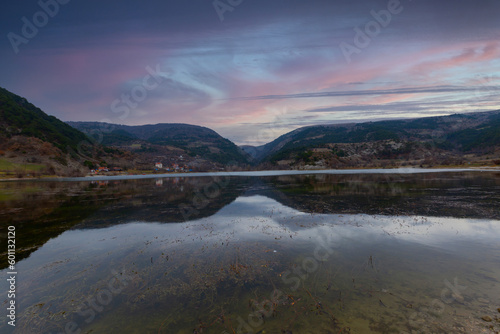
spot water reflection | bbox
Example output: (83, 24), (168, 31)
(1, 172), (499, 333)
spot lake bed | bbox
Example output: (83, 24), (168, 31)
(1, 171), (499, 333)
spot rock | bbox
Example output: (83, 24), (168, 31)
(478, 298), (489, 304)
(453, 293), (465, 303)
(481, 315), (493, 322)
(498, 307), (500, 313)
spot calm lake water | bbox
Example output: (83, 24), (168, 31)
(1, 170), (500, 333)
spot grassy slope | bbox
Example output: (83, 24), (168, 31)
(0, 87), (88, 153)
(0, 158), (45, 171)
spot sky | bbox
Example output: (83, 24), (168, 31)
(1, 0), (500, 145)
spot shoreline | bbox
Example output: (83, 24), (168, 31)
(1, 166), (499, 182)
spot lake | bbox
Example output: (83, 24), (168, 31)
(1, 170), (499, 333)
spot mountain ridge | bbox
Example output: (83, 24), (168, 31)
(67, 121), (251, 168)
(243, 110), (500, 161)
(244, 110), (500, 168)
(1, 85), (499, 177)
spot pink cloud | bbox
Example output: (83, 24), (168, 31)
(408, 41), (500, 79)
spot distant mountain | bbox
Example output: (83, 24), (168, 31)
(2, 84), (499, 176)
(68, 122), (250, 166)
(241, 127), (308, 162)
(244, 110), (500, 168)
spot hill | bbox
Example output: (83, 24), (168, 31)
(67, 122), (250, 170)
(0, 87), (104, 177)
(2, 84), (499, 175)
(0, 87), (89, 153)
(244, 110), (500, 169)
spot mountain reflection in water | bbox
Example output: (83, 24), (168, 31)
(0, 171), (499, 333)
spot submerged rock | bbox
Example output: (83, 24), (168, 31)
(481, 315), (493, 322)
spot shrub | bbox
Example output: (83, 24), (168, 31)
(53, 155), (68, 166)
(45, 164), (56, 175)
(83, 160), (95, 169)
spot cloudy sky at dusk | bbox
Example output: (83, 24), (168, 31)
(1, 0), (499, 145)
